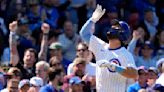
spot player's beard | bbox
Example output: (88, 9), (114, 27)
(107, 33), (119, 40)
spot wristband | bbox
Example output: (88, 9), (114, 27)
(115, 65), (125, 73)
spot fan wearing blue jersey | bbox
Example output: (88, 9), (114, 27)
(80, 4), (138, 92)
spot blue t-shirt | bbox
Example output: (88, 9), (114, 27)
(127, 82), (147, 92)
(62, 58), (72, 73)
(39, 84), (64, 92)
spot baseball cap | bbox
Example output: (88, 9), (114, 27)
(49, 42), (62, 50)
(30, 77), (43, 87)
(18, 79), (30, 89)
(141, 41), (154, 49)
(18, 18), (29, 26)
(69, 76), (82, 85)
(148, 67), (158, 75)
(137, 66), (148, 75)
(156, 58), (164, 68)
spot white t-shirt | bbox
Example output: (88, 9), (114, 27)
(0, 88), (8, 92)
(156, 73), (164, 86)
(67, 62), (96, 76)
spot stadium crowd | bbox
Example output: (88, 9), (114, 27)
(0, 0), (164, 92)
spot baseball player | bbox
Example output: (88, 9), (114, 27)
(79, 5), (137, 92)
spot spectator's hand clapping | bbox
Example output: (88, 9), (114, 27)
(9, 21), (18, 32)
(41, 23), (50, 34)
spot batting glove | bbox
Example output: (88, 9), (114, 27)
(91, 4), (106, 23)
(97, 60), (125, 73)
(97, 60), (116, 70)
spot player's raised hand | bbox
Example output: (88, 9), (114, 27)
(9, 21), (18, 32)
(133, 30), (141, 40)
(41, 23), (50, 34)
(91, 4), (106, 23)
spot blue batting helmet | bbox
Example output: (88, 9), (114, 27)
(107, 19), (131, 42)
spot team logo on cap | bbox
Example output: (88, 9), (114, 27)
(107, 58), (121, 73)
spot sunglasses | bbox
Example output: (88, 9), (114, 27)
(76, 49), (87, 52)
(51, 62), (61, 66)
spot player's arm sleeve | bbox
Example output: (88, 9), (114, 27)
(127, 38), (138, 55)
(79, 18), (94, 44)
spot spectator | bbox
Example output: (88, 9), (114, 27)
(127, 66), (148, 92)
(5, 0), (26, 25)
(42, 0), (59, 29)
(146, 67), (158, 92)
(16, 17), (34, 60)
(67, 42), (96, 76)
(52, 0), (71, 28)
(10, 48), (37, 79)
(49, 56), (65, 72)
(69, 0), (87, 31)
(58, 20), (81, 61)
(69, 57), (86, 78)
(49, 42), (71, 72)
(9, 21), (50, 79)
(62, 57), (87, 91)
(86, 0), (96, 19)
(18, 79), (30, 92)
(138, 41), (156, 68)
(35, 61), (50, 85)
(154, 29), (164, 61)
(142, 7), (159, 40)
(39, 68), (64, 92)
(135, 25), (150, 43)
(26, 0), (46, 31)
(7, 67), (22, 81)
(1, 79), (19, 92)
(128, 31), (156, 68)
(68, 76), (83, 92)
(28, 76), (43, 92)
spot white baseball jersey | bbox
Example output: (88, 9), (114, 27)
(89, 35), (136, 92)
